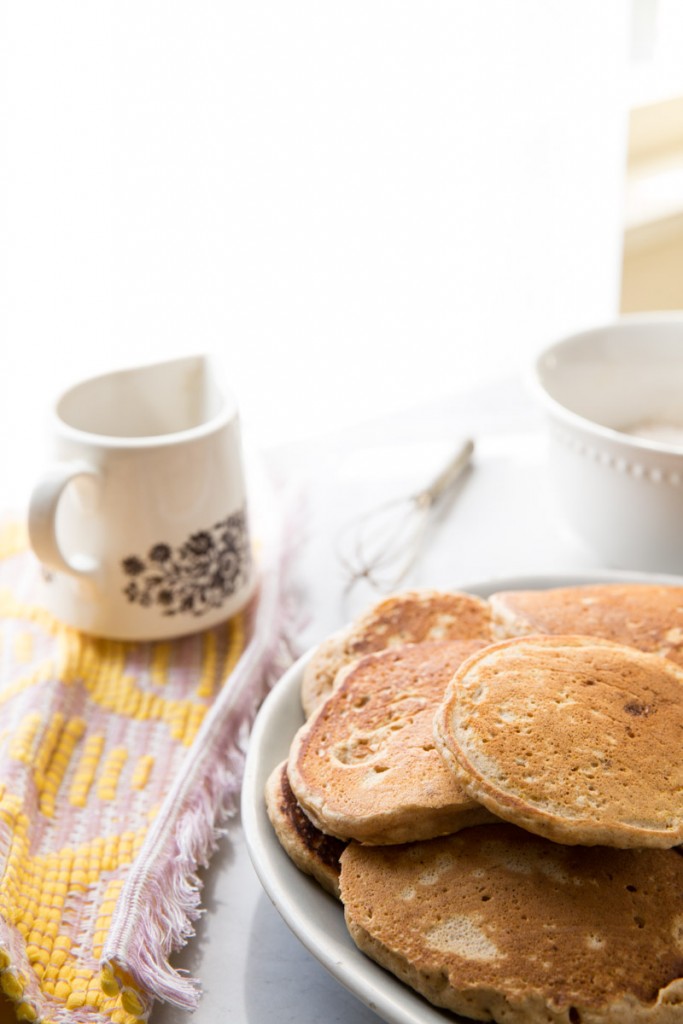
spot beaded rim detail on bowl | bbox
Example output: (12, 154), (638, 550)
(550, 424), (683, 488)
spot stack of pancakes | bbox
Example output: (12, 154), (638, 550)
(264, 584), (683, 1023)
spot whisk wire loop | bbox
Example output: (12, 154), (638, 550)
(336, 438), (474, 594)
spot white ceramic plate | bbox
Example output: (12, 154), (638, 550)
(241, 569), (683, 1024)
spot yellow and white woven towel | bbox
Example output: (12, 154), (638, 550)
(0, 521), (293, 1024)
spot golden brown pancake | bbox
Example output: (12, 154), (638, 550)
(434, 634), (683, 848)
(340, 824), (683, 1024)
(265, 761), (346, 898)
(300, 588), (494, 718)
(288, 640), (495, 845)
(491, 583), (683, 666)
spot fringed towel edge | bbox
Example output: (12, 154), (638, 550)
(100, 483), (303, 1012)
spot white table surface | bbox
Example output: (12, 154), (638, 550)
(151, 372), (612, 1024)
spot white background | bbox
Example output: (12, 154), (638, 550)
(1, 2), (631, 507)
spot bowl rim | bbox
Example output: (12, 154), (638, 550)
(528, 313), (683, 457)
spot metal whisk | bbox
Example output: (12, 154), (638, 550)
(336, 437), (474, 594)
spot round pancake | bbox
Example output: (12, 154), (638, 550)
(264, 761), (346, 898)
(340, 824), (683, 1024)
(289, 640), (496, 845)
(434, 634), (683, 848)
(490, 583), (683, 667)
(300, 588), (494, 717)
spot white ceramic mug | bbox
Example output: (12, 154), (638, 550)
(28, 355), (255, 640)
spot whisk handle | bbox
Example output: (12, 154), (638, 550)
(421, 438), (474, 507)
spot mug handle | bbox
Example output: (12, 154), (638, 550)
(28, 461), (100, 577)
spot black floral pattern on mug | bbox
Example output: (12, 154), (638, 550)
(121, 508), (251, 617)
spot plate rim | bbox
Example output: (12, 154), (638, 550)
(241, 568), (683, 1024)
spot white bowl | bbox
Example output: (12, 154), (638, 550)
(531, 314), (683, 574)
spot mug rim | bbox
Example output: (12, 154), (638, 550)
(52, 353), (238, 449)
(529, 313), (683, 458)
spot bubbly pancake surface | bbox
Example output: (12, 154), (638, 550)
(300, 588), (494, 717)
(265, 761), (346, 898)
(490, 583), (683, 667)
(434, 634), (683, 847)
(340, 824), (683, 1024)
(289, 640), (494, 845)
